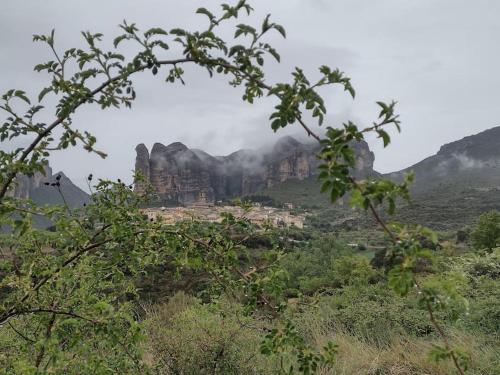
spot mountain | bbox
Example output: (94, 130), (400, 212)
(386, 126), (500, 193)
(136, 126), (500, 229)
(8, 164), (89, 208)
(134, 136), (376, 206)
(4, 164), (89, 230)
(383, 126), (500, 229)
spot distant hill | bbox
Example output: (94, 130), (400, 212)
(9, 165), (89, 208)
(386, 126), (500, 194)
(29, 173), (89, 208)
(382, 126), (500, 229)
(260, 126), (500, 230)
(5, 165), (89, 229)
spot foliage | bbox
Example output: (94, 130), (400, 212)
(143, 293), (278, 374)
(260, 320), (337, 375)
(330, 255), (378, 287)
(280, 235), (350, 295)
(471, 210), (500, 251)
(451, 250), (500, 338)
(0, 0), (475, 373)
(280, 237), (379, 295)
(295, 284), (432, 346)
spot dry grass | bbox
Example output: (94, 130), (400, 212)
(312, 330), (499, 375)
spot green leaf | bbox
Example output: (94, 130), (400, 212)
(377, 129), (390, 147)
(38, 87), (52, 102)
(267, 47), (280, 62)
(14, 90), (30, 105)
(196, 7), (215, 20)
(170, 28), (187, 36)
(376, 101), (389, 118)
(262, 14), (271, 33)
(349, 189), (364, 208)
(388, 266), (414, 296)
(113, 35), (127, 48)
(346, 85), (355, 99)
(274, 24), (286, 38)
(320, 180), (331, 193)
(228, 45), (245, 57)
(144, 27), (168, 38)
(330, 188), (339, 202)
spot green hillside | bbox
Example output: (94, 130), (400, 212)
(259, 178), (500, 231)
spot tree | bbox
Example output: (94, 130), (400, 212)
(0, 1), (468, 374)
(471, 210), (500, 251)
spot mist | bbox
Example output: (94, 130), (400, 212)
(1, 0), (500, 190)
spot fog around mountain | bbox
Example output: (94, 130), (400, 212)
(1, 1), (500, 190)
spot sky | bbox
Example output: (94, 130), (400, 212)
(1, 0), (499, 189)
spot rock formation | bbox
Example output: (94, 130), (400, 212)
(148, 142), (215, 205)
(134, 136), (375, 206)
(8, 163), (89, 207)
(134, 143), (150, 193)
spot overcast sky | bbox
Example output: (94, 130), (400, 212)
(1, 1), (499, 189)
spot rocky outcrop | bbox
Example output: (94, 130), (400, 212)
(8, 164), (89, 207)
(134, 144), (150, 193)
(7, 164), (53, 200)
(134, 136), (376, 206)
(147, 142), (215, 205)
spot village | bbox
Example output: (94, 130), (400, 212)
(142, 203), (306, 229)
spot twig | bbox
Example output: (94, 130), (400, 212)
(0, 58), (195, 201)
(7, 321), (36, 343)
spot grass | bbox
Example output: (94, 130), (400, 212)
(312, 329), (500, 375)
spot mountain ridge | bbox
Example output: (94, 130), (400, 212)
(12, 125), (500, 231)
(385, 125), (500, 194)
(8, 164), (89, 208)
(134, 136), (375, 206)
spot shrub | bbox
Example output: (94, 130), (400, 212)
(463, 278), (500, 339)
(143, 293), (277, 374)
(461, 250), (500, 279)
(280, 236), (352, 294)
(294, 284), (432, 347)
(471, 210), (500, 251)
(452, 251), (500, 338)
(330, 255), (378, 287)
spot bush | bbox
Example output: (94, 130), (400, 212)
(143, 293), (277, 374)
(453, 251), (500, 338)
(294, 284), (432, 347)
(463, 278), (500, 339)
(471, 210), (500, 251)
(280, 235), (352, 294)
(461, 250), (500, 279)
(330, 255), (378, 287)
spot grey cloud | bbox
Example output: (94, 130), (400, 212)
(1, 0), (499, 190)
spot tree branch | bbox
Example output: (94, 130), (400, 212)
(0, 58), (195, 201)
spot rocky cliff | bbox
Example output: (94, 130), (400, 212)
(134, 136), (375, 206)
(8, 163), (89, 207)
